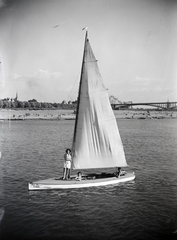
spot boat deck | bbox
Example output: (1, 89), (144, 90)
(28, 172), (135, 190)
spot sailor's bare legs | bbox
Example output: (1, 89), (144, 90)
(63, 168), (66, 179)
(65, 168), (70, 179)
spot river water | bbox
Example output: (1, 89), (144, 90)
(0, 118), (177, 240)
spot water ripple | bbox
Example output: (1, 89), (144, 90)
(0, 119), (177, 239)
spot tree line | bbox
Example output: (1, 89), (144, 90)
(0, 98), (76, 109)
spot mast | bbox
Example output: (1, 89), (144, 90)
(72, 31), (88, 156)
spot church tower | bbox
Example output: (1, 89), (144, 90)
(14, 92), (18, 101)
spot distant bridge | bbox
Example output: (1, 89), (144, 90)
(111, 101), (177, 110)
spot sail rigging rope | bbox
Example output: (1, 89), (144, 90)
(65, 72), (80, 103)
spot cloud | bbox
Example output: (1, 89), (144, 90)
(14, 73), (22, 79)
(0, 0), (5, 8)
(131, 76), (162, 85)
(9, 69), (63, 82)
(2, 69), (72, 102)
(134, 76), (154, 82)
(12, 69), (63, 95)
(106, 74), (176, 102)
(34, 69), (63, 80)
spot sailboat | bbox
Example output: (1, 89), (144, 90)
(28, 31), (135, 190)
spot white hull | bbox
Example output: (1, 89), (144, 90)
(28, 172), (135, 190)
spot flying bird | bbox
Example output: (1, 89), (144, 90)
(53, 25), (60, 28)
(53, 21), (68, 29)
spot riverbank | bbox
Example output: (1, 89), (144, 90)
(0, 109), (176, 120)
(114, 110), (177, 119)
(0, 109), (76, 120)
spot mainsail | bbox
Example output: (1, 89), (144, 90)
(72, 31), (127, 169)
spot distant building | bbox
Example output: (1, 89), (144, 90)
(10, 92), (18, 102)
(111, 98), (133, 110)
(61, 100), (67, 105)
(14, 92), (18, 101)
(109, 95), (122, 104)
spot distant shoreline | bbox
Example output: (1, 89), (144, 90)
(0, 109), (176, 121)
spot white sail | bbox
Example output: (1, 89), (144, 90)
(72, 32), (127, 169)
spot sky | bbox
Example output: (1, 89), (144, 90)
(0, 0), (177, 103)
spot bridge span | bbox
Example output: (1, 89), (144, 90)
(112, 101), (177, 110)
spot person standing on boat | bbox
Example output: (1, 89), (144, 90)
(63, 149), (72, 180)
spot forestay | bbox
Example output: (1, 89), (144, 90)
(72, 33), (127, 169)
